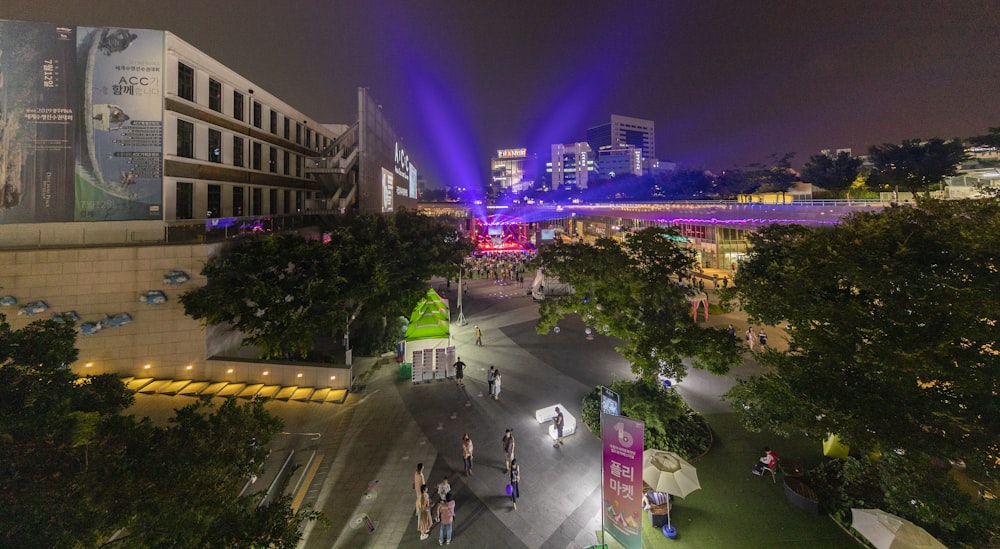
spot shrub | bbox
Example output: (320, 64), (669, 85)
(580, 378), (712, 460)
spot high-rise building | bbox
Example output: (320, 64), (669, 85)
(586, 115), (656, 172)
(491, 148), (537, 196)
(594, 146), (642, 179)
(549, 143), (595, 190)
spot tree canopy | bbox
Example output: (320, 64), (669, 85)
(728, 199), (999, 471)
(867, 138), (967, 195)
(181, 209), (472, 358)
(0, 314), (317, 547)
(531, 227), (742, 381)
(800, 151), (863, 195)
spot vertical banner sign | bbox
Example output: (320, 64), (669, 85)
(602, 413), (643, 549)
(75, 26), (164, 221)
(601, 386), (620, 416)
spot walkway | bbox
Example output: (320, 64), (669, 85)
(287, 275), (858, 548)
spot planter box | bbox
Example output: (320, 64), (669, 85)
(783, 477), (819, 515)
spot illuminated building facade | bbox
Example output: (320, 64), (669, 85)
(587, 114), (656, 172)
(549, 142), (596, 190)
(491, 148), (537, 195)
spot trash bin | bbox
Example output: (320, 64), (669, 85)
(399, 362), (413, 380)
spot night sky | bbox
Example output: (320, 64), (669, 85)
(5, 0), (1000, 187)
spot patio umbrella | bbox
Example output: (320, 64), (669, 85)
(642, 449), (701, 498)
(642, 449), (701, 537)
(850, 508), (947, 549)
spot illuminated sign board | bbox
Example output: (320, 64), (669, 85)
(497, 148), (527, 159)
(381, 168), (394, 212)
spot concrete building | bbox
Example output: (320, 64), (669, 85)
(0, 20), (416, 389)
(586, 115), (656, 172)
(549, 142), (595, 190)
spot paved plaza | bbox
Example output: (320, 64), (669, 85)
(130, 272), (857, 548)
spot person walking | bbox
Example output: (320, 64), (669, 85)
(414, 463), (425, 516)
(462, 433), (474, 477)
(553, 407), (565, 448)
(475, 325), (483, 346)
(492, 369), (502, 401)
(417, 484), (433, 540)
(745, 327), (755, 350)
(758, 329), (768, 346)
(508, 458), (521, 510)
(436, 492), (456, 545)
(502, 429), (515, 473)
(453, 357), (466, 387)
(727, 324), (736, 337)
(487, 366), (496, 397)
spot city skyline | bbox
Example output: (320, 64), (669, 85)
(4, 0), (1000, 188)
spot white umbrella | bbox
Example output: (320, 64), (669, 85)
(642, 449), (701, 499)
(850, 508), (947, 549)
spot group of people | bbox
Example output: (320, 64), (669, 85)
(487, 365), (502, 400)
(464, 252), (533, 286)
(412, 427), (524, 544)
(744, 326), (767, 349)
(413, 463), (457, 544)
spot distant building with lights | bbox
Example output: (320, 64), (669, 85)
(0, 19), (418, 390)
(587, 115), (656, 173)
(491, 148), (537, 196)
(548, 142), (596, 190)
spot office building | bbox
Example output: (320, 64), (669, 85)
(491, 148), (537, 196)
(549, 142), (596, 190)
(586, 115), (656, 172)
(0, 19), (417, 388)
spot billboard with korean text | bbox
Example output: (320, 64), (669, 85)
(0, 20), (163, 225)
(601, 413), (644, 549)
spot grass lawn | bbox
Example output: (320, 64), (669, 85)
(631, 413), (860, 549)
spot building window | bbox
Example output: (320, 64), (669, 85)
(233, 91), (244, 121)
(284, 118), (290, 140)
(283, 190), (291, 214)
(269, 189), (278, 215)
(176, 181), (194, 219)
(208, 78), (222, 112)
(176, 119), (193, 158)
(207, 184), (221, 218)
(252, 187), (263, 215)
(208, 129), (221, 163)
(233, 186), (244, 216)
(233, 136), (244, 167)
(269, 147), (277, 173)
(253, 101), (262, 128)
(298, 124), (303, 145)
(252, 142), (262, 170)
(295, 191), (303, 212)
(283, 150), (290, 175)
(269, 110), (277, 134)
(177, 63), (194, 101)
(295, 155), (302, 178)
(305, 128), (312, 149)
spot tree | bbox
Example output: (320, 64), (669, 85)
(0, 315), (322, 547)
(531, 227), (742, 381)
(746, 152), (798, 194)
(867, 138), (967, 196)
(181, 210), (472, 359)
(801, 151), (863, 196)
(726, 199), (1000, 475)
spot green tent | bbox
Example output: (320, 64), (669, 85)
(405, 288), (450, 341)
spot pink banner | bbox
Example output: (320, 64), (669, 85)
(601, 414), (644, 548)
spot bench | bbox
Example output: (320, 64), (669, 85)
(534, 404), (577, 440)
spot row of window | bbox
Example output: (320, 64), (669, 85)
(176, 62), (331, 152)
(175, 182), (313, 220)
(176, 118), (304, 177)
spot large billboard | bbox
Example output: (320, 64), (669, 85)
(0, 21), (163, 225)
(357, 87), (417, 214)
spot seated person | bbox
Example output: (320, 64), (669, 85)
(642, 490), (672, 511)
(752, 446), (779, 475)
